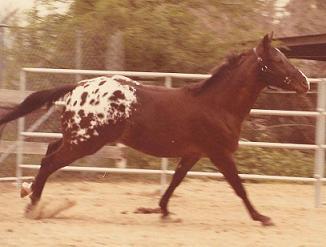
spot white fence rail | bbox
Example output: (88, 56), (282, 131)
(0, 68), (325, 207)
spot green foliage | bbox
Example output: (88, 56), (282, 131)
(235, 147), (313, 177)
(1, 0), (316, 180)
(123, 2), (220, 72)
(6, 0), (266, 79)
(123, 146), (314, 178)
(0, 147), (313, 180)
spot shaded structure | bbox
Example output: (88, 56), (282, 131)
(275, 33), (326, 61)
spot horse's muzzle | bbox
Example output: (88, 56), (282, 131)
(295, 79), (310, 94)
(295, 70), (310, 94)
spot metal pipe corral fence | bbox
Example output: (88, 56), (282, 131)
(0, 68), (324, 207)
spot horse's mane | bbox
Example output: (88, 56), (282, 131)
(189, 52), (246, 94)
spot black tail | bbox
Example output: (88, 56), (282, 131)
(0, 84), (76, 125)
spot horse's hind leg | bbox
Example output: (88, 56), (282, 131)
(28, 143), (82, 206)
(45, 139), (63, 156)
(21, 139), (63, 198)
(159, 156), (199, 217)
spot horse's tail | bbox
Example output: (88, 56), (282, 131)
(0, 84), (76, 126)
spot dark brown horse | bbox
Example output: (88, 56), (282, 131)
(0, 107), (11, 138)
(0, 34), (309, 226)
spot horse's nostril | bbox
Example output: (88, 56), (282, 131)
(301, 80), (310, 91)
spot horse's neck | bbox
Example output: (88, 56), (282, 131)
(230, 77), (264, 119)
(207, 63), (265, 120)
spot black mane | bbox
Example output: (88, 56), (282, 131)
(189, 52), (245, 94)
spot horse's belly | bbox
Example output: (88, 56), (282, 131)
(120, 135), (200, 158)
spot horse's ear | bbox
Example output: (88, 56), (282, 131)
(257, 33), (272, 55)
(262, 33), (272, 49)
(268, 31), (274, 40)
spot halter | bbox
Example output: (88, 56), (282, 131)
(252, 48), (291, 85)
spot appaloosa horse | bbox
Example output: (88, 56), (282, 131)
(0, 34), (309, 226)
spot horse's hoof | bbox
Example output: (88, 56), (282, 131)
(160, 209), (169, 218)
(24, 203), (34, 214)
(261, 218), (275, 227)
(160, 214), (182, 223)
(257, 215), (274, 226)
(161, 212), (169, 219)
(20, 182), (32, 198)
(253, 213), (275, 226)
(160, 209), (176, 218)
(133, 207), (161, 214)
(24, 203), (40, 219)
(161, 214), (171, 221)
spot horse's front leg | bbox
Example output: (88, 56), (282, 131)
(159, 156), (199, 217)
(209, 151), (274, 226)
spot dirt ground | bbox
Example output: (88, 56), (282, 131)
(0, 178), (326, 247)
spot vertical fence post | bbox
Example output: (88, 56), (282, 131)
(0, 24), (5, 88)
(16, 70), (26, 187)
(75, 30), (82, 82)
(314, 79), (326, 207)
(160, 76), (172, 194)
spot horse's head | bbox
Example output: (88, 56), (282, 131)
(254, 33), (310, 94)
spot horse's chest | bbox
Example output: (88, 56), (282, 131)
(61, 76), (138, 144)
